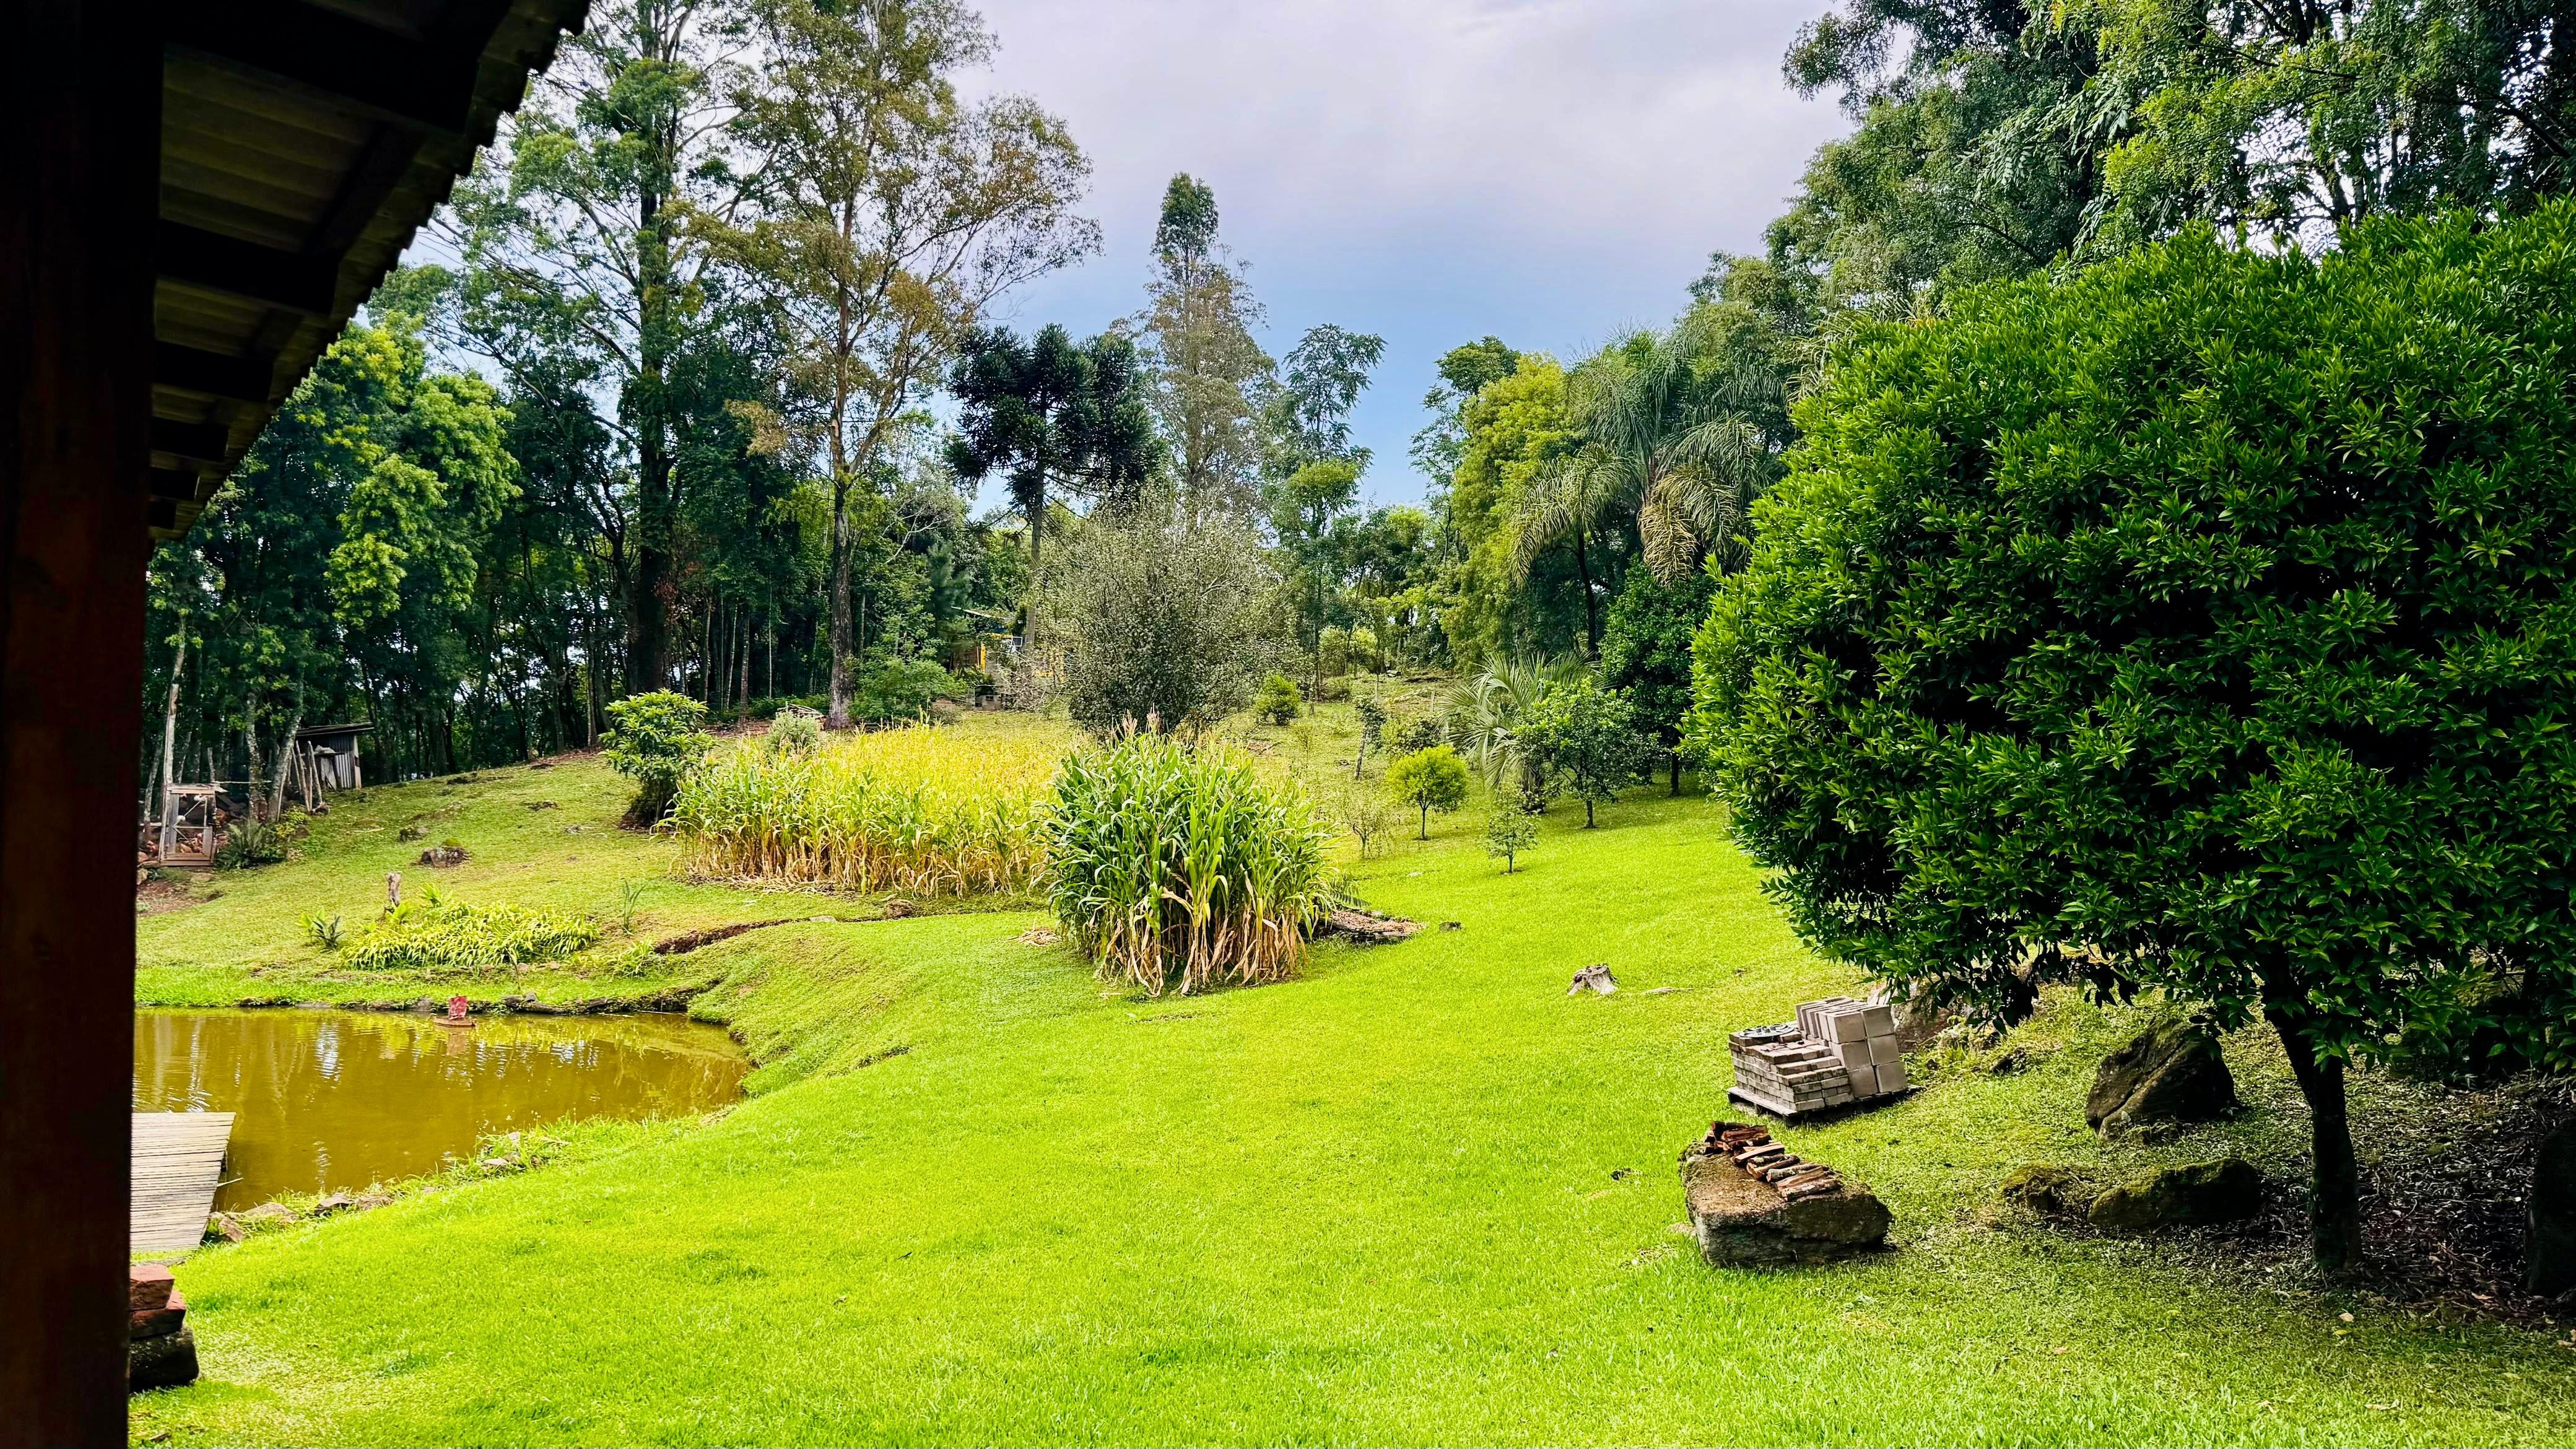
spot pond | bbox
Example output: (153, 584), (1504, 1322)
(134, 1008), (750, 1211)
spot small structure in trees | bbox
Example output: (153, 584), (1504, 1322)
(287, 722), (372, 804)
(155, 786), (220, 868)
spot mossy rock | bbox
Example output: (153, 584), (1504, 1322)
(2087, 1021), (2237, 1138)
(1998, 1163), (2089, 1217)
(2087, 1157), (2261, 1233)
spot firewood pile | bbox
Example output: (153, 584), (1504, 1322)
(1694, 1121), (1845, 1203)
(1728, 995), (1910, 1118)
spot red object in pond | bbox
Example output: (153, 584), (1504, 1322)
(445, 995), (471, 1024)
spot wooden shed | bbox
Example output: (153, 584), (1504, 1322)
(0, 2), (587, 1438)
(290, 720), (373, 795)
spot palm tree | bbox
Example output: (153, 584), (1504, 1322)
(1446, 653), (1577, 803)
(1514, 310), (1783, 649)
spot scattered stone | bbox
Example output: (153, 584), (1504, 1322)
(396, 824), (425, 842)
(2087, 1020), (2237, 1138)
(417, 844), (468, 868)
(353, 1193), (394, 1211)
(1439, 921), (1462, 931)
(881, 898), (915, 919)
(2529, 1118), (2576, 1299)
(208, 1212), (246, 1243)
(1983, 1045), (2036, 1076)
(1017, 926), (1060, 947)
(1679, 1120), (1890, 1264)
(238, 1201), (298, 1228)
(524, 800), (558, 811)
(128, 1264), (175, 1312)
(128, 1263), (198, 1391)
(1318, 907), (1420, 945)
(2087, 1156), (2263, 1232)
(1999, 1163), (2091, 1217)
(128, 1327), (198, 1392)
(1568, 964), (1618, 996)
(310, 1192), (353, 1216)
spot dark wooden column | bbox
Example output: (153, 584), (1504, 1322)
(0, 0), (160, 1442)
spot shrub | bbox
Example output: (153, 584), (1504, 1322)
(1519, 676), (1653, 827)
(1322, 774), (1405, 859)
(1483, 807), (1539, 873)
(303, 913), (343, 951)
(1319, 625), (1351, 678)
(1352, 694), (1387, 777)
(1387, 744), (1471, 838)
(603, 692), (713, 825)
(1390, 716), (1444, 755)
(214, 817), (288, 869)
(1047, 497), (1282, 736)
(1044, 734), (1333, 996)
(674, 724), (1053, 895)
(345, 897), (600, 975)
(1689, 207), (2576, 1273)
(765, 705), (823, 757)
(850, 659), (961, 724)
(1254, 673), (1302, 725)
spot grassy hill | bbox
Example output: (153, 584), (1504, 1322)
(130, 711), (2576, 1446)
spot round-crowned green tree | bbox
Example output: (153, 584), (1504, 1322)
(1386, 744), (1471, 839)
(603, 692), (714, 825)
(1690, 207), (2576, 1274)
(1520, 676), (1652, 828)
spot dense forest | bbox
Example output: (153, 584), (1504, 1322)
(144, 0), (2576, 794)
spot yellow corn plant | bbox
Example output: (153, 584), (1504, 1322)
(671, 725), (1054, 897)
(1045, 733), (1334, 996)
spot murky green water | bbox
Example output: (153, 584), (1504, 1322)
(133, 1009), (749, 1211)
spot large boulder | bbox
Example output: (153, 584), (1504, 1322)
(1681, 1151), (1891, 1264)
(2087, 1021), (2237, 1138)
(2087, 1156), (2263, 1232)
(1998, 1164), (2091, 1217)
(2530, 1118), (2576, 1299)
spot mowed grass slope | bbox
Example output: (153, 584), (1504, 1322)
(135, 754), (2576, 1445)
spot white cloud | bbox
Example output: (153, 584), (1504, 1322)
(970, 0), (1853, 502)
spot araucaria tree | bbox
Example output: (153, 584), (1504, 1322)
(1691, 206), (2576, 1273)
(718, 0), (1095, 726)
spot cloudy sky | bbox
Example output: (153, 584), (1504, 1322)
(962, 0), (1848, 509)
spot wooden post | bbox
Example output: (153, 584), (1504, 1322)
(0, 0), (159, 1439)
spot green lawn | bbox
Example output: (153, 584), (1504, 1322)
(131, 718), (2576, 1446)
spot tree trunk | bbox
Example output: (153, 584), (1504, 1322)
(242, 681), (261, 821)
(1021, 485), (1045, 652)
(627, 188), (676, 698)
(1583, 797), (1596, 827)
(157, 626), (185, 858)
(1572, 524), (1599, 658)
(268, 698), (303, 819)
(2267, 1002), (2362, 1274)
(1668, 749), (1681, 796)
(827, 472), (856, 729)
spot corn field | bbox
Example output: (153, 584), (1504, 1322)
(672, 726), (1055, 897)
(1045, 733), (1334, 996)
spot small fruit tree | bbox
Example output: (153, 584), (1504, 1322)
(1520, 676), (1651, 827)
(603, 692), (713, 825)
(1690, 208), (2576, 1273)
(1387, 743), (1470, 839)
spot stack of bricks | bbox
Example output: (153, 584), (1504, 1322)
(1727, 996), (1910, 1118)
(1702, 1121), (1844, 1202)
(128, 1263), (198, 1391)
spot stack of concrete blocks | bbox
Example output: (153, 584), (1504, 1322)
(128, 1263), (198, 1391)
(1727, 996), (1909, 1118)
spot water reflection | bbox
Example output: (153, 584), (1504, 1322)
(134, 1009), (749, 1210)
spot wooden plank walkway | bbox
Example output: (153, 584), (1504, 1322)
(133, 1112), (232, 1255)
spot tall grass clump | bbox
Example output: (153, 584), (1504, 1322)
(1045, 733), (1334, 996)
(672, 725), (1053, 896)
(345, 897), (600, 975)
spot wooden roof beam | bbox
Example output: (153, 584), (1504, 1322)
(150, 418), (232, 465)
(155, 342), (274, 404)
(163, 1), (487, 140)
(158, 220), (340, 314)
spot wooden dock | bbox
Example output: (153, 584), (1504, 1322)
(132, 1112), (232, 1255)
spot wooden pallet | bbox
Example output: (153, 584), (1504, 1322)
(132, 1112), (232, 1255)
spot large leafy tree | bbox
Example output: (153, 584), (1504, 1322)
(714, 0), (1095, 726)
(944, 323), (1156, 645)
(1692, 207), (2576, 1273)
(1136, 174), (1273, 515)
(1261, 323), (1386, 697)
(1437, 355), (1586, 664)
(448, 0), (752, 695)
(2081, 0), (2576, 246)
